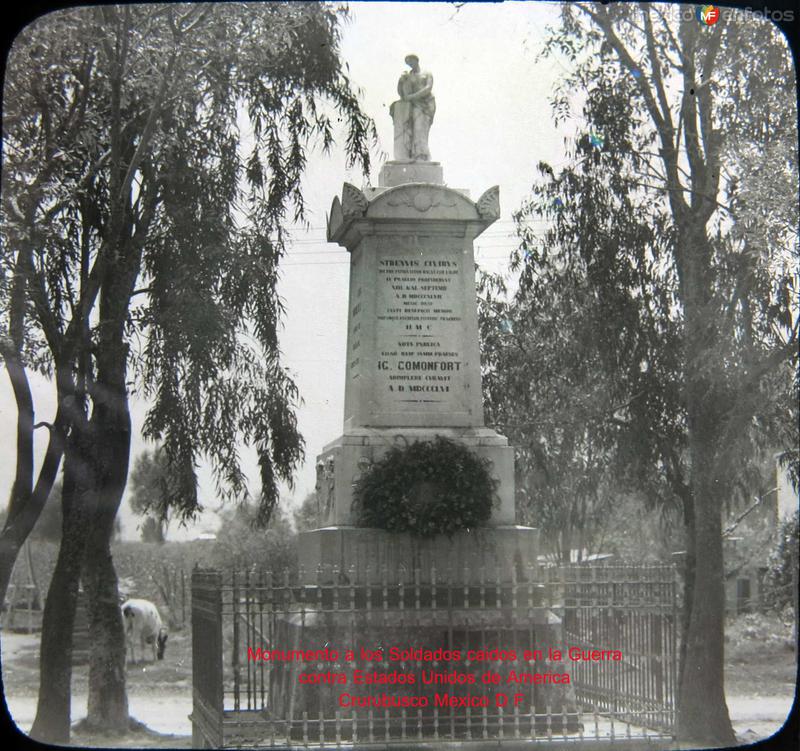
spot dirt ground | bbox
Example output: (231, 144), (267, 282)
(723, 613), (797, 742)
(724, 613), (797, 696)
(2, 613), (796, 748)
(2, 624), (192, 696)
(3, 626), (194, 747)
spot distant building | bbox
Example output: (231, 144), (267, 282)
(720, 457), (798, 616)
(723, 537), (768, 616)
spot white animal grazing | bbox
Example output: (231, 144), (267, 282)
(121, 598), (168, 664)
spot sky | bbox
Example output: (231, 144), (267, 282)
(0, 1), (580, 541)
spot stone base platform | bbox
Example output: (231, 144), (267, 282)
(297, 525), (538, 585)
(268, 605), (580, 736)
(378, 160), (444, 187)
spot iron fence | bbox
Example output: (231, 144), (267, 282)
(191, 564), (677, 749)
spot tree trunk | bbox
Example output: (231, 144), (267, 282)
(29, 534), (83, 743)
(82, 234), (138, 729)
(0, 344), (69, 618)
(30, 432), (94, 744)
(4, 352), (34, 517)
(0, 376), (66, 683)
(0, 351), (35, 611)
(678, 448), (735, 744)
(83, 384), (131, 731)
(83, 534), (129, 730)
(675, 224), (736, 745)
(0, 536), (23, 606)
(0, 411), (66, 608)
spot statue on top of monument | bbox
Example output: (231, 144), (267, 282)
(390, 54), (436, 162)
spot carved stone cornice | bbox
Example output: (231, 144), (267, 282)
(327, 181), (501, 248)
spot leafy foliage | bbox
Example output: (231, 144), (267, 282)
(293, 491), (320, 533)
(352, 438), (497, 538)
(599, 492), (683, 564)
(482, 7), (797, 741)
(128, 448), (172, 541)
(2, 3), (377, 526)
(211, 502), (297, 573)
(478, 73), (684, 558)
(139, 517), (165, 545)
(2, 6), (376, 736)
(762, 511), (799, 614)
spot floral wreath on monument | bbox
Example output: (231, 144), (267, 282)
(351, 436), (498, 538)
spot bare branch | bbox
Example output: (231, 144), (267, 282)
(577, 3), (690, 218)
(678, 18), (706, 206)
(643, 7), (675, 137)
(118, 52), (177, 204)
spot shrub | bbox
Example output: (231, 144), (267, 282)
(210, 503), (298, 573)
(762, 511), (799, 614)
(352, 436), (498, 538)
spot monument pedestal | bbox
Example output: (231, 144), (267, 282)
(314, 427), (516, 529)
(269, 605), (580, 738)
(378, 160), (444, 187)
(298, 525), (539, 585)
(311, 175), (526, 590)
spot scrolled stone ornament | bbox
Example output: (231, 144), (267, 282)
(341, 183), (368, 218)
(476, 186), (501, 221)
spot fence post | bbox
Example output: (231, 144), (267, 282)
(232, 568), (240, 712)
(191, 567), (224, 748)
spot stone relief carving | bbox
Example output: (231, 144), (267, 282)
(351, 456), (373, 488)
(476, 186), (501, 221)
(314, 460), (325, 521)
(386, 186), (458, 213)
(315, 455), (336, 522)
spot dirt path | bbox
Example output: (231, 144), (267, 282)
(728, 695), (796, 743)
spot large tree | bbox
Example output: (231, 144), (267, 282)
(479, 268), (625, 564)
(2, 3), (374, 742)
(481, 5), (797, 744)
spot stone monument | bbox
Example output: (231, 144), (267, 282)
(298, 56), (539, 584)
(281, 59), (578, 737)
